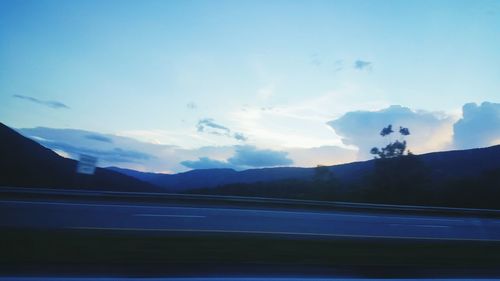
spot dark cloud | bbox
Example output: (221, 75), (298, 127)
(228, 145), (293, 168)
(197, 118), (247, 142)
(85, 134), (113, 143)
(33, 139), (152, 163)
(354, 60), (372, 70)
(12, 94), (70, 109)
(453, 102), (500, 149)
(180, 157), (235, 170)
(187, 102), (197, 109)
(197, 118), (230, 134)
(233, 132), (248, 141)
(18, 127), (154, 165)
(328, 105), (452, 159)
(180, 146), (293, 170)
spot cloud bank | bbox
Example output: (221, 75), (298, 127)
(19, 128), (152, 164)
(181, 157), (235, 170)
(17, 101), (498, 173)
(180, 145), (293, 170)
(453, 102), (500, 149)
(16, 127), (297, 173)
(228, 145), (293, 168)
(328, 105), (454, 159)
(85, 134), (113, 143)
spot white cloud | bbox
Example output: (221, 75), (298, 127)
(229, 106), (346, 149)
(327, 105), (455, 159)
(453, 102), (500, 149)
(17, 126), (356, 173)
(227, 83), (389, 150)
(18, 127), (235, 173)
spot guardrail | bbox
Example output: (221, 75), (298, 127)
(1, 186), (500, 217)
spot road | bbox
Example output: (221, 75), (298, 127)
(2, 197), (500, 241)
(0, 277), (500, 281)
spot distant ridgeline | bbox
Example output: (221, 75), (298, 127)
(0, 123), (159, 192)
(2, 121), (499, 209)
(111, 145), (500, 209)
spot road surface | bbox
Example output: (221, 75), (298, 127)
(2, 197), (500, 241)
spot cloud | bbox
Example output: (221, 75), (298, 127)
(327, 105), (454, 159)
(354, 60), (372, 70)
(180, 157), (235, 170)
(12, 94), (70, 109)
(180, 145), (294, 170)
(186, 102), (197, 109)
(453, 102), (500, 149)
(33, 139), (152, 163)
(197, 118), (231, 134)
(20, 129), (150, 163)
(197, 118), (247, 142)
(85, 134), (113, 143)
(18, 127), (165, 168)
(228, 145), (293, 168)
(17, 127), (350, 173)
(233, 132), (248, 141)
(18, 126), (238, 173)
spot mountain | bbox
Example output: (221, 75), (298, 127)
(108, 161), (375, 192)
(0, 123), (160, 192)
(109, 145), (500, 192)
(107, 166), (315, 192)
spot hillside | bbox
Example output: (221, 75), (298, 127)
(0, 123), (160, 192)
(109, 144), (500, 192)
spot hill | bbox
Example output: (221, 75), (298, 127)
(109, 144), (500, 192)
(0, 123), (160, 192)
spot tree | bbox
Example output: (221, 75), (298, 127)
(367, 125), (430, 204)
(370, 125), (411, 159)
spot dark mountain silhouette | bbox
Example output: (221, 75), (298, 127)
(109, 145), (500, 192)
(0, 123), (160, 192)
(107, 166), (315, 192)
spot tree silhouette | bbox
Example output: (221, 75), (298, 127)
(370, 125), (411, 159)
(367, 125), (430, 204)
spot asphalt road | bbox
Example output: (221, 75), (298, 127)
(2, 197), (500, 241)
(0, 277), (500, 281)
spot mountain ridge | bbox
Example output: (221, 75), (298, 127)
(0, 123), (160, 192)
(108, 144), (500, 192)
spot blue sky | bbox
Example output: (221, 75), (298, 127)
(1, 0), (500, 172)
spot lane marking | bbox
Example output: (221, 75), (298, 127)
(414, 224), (450, 228)
(134, 214), (206, 218)
(0, 200), (466, 223)
(69, 226), (500, 242)
(390, 223), (450, 228)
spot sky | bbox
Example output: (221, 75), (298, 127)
(1, 0), (500, 173)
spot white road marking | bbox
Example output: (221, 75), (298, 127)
(390, 223), (449, 228)
(414, 224), (450, 228)
(0, 200), (465, 223)
(69, 226), (500, 242)
(134, 214), (206, 218)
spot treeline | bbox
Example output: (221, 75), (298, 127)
(188, 155), (500, 209)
